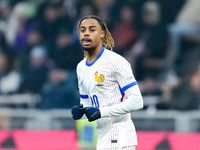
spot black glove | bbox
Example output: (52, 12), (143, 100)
(84, 107), (101, 122)
(71, 104), (85, 120)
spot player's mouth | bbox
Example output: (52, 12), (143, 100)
(82, 38), (92, 45)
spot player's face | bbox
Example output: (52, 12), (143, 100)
(79, 18), (105, 51)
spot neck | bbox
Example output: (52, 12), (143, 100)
(85, 44), (103, 63)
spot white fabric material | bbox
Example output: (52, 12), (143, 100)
(100, 85), (143, 117)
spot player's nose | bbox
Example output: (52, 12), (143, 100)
(84, 29), (90, 36)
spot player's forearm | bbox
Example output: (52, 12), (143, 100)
(99, 86), (143, 117)
(100, 95), (143, 117)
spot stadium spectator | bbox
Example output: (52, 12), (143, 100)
(167, 0), (200, 73)
(0, 31), (12, 57)
(157, 42), (200, 110)
(39, 67), (79, 109)
(111, 4), (138, 55)
(98, 8), (113, 30)
(38, 3), (63, 46)
(18, 28), (45, 73)
(48, 29), (83, 71)
(157, 68), (200, 110)
(125, 1), (169, 95)
(0, 1), (12, 34)
(94, 0), (116, 10)
(3, 2), (37, 52)
(18, 46), (48, 94)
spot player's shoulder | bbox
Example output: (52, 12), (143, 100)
(104, 49), (129, 64)
(76, 58), (86, 73)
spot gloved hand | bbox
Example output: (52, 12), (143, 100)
(71, 104), (85, 120)
(84, 107), (101, 122)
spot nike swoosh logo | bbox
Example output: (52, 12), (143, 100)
(80, 79), (85, 85)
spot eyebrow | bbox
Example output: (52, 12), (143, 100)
(80, 25), (97, 28)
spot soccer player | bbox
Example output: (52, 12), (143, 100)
(71, 15), (143, 150)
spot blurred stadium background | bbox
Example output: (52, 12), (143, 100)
(0, 0), (200, 149)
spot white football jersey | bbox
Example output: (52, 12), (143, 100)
(76, 46), (139, 149)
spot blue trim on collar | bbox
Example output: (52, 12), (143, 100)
(86, 46), (105, 66)
(121, 81), (137, 92)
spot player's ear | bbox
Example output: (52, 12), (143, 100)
(100, 30), (105, 39)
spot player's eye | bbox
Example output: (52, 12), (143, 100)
(90, 29), (95, 32)
(80, 29), (85, 33)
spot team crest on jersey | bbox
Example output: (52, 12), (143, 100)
(95, 71), (104, 87)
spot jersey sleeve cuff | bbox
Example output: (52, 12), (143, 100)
(99, 107), (109, 118)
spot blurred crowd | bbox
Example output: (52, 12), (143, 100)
(0, 0), (200, 110)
